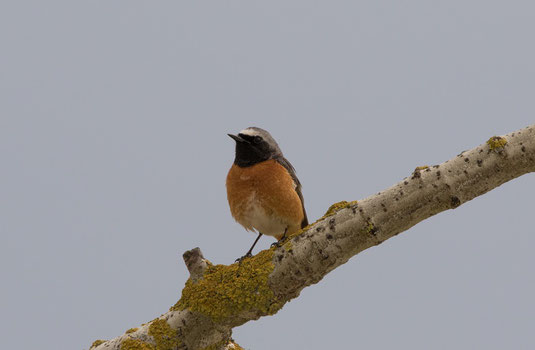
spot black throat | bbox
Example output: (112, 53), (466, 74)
(234, 141), (270, 167)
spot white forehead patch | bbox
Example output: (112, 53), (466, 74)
(239, 128), (260, 136)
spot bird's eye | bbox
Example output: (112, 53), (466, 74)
(253, 136), (262, 144)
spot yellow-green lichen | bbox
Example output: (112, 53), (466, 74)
(125, 328), (138, 334)
(283, 241), (293, 251)
(120, 338), (155, 350)
(90, 340), (106, 349)
(364, 220), (377, 235)
(322, 201), (358, 219)
(119, 319), (181, 350)
(171, 249), (281, 322)
(286, 225), (310, 239)
(487, 136), (507, 150)
(148, 319), (182, 350)
(415, 165), (429, 170)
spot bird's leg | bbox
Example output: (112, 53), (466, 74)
(235, 232), (263, 262)
(270, 227), (289, 248)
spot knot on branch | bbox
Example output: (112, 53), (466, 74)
(183, 247), (209, 281)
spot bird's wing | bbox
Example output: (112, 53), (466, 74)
(276, 156), (309, 228)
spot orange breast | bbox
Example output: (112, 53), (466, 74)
(226, 159), (304, 239)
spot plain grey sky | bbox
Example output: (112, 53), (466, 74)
(1, 1), (534, 349)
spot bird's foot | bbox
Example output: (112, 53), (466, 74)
(270, 236), (288, 248)
(235, 252), (253, 263)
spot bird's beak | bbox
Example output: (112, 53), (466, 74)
(228, 134), (246, 143)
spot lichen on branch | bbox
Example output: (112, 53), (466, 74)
(172, 249), (282, 322)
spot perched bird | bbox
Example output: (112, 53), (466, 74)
(226, 127), (308, 261)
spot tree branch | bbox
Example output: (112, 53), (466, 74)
(91, 124), (534, 350)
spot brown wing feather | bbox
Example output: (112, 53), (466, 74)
(276, 156), (308, 228)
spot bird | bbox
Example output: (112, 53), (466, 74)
(226, 127), (308, 261)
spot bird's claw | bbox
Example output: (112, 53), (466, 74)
(270, 236), (287, 248)
(235, 252), (252, 263)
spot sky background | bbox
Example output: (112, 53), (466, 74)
(1, 1), (534, 349)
